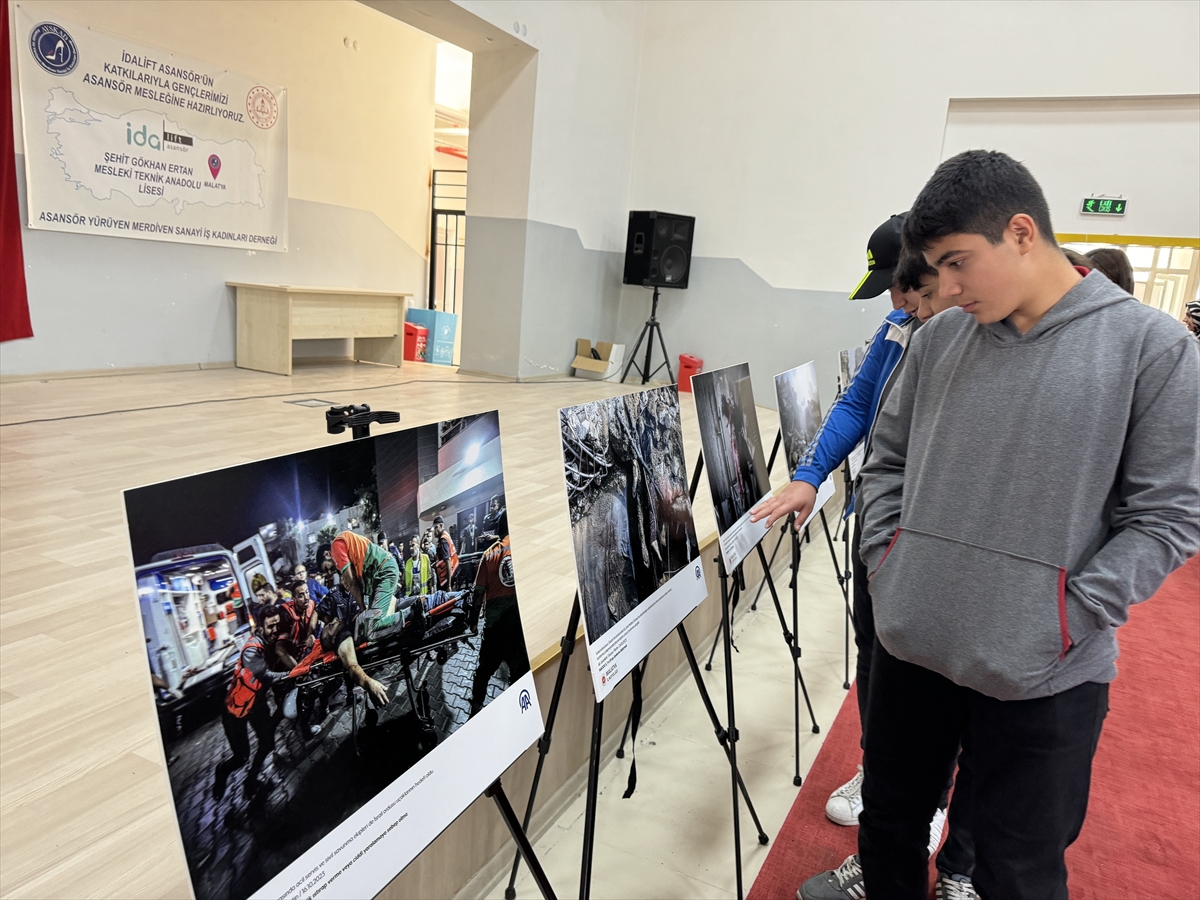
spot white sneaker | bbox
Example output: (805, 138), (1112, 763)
(927, 807), (947, 858)
(825, 765), (864, 826)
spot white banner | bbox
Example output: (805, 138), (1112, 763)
(15, 5), (287, 251)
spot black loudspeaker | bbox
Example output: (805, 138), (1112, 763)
(623, 211), (695, 289)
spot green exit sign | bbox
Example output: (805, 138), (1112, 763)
(1081, 197), (1127, 216)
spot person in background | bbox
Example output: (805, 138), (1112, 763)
(461, 512), (479, 556)
(1062, 248), (1092, 270)
(249, 573), (278, 627)
(469, 506), (530, 714)
(387, 539), (404, 569)
(281, 579), (318, 655)
(315, 542), (339, 589)
(1185, 298), (1200, 339)
(432, 515), (459, 590)
(404, 534), (435, 596)
(293, 563), (328, 603)
(1085, 246), (1134, 293)
(855, 150), (1198, 899)
(213, 606), (289, 800)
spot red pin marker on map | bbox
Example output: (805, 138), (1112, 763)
(208, 155), (221, 179)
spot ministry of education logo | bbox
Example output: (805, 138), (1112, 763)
(246, 85), (279, 129)
(29, 22), (78, 75)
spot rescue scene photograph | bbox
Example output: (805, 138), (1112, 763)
(691, 363), (771, 535)
(560, 386), (700, 641)
(124, 410), (530, 900)
(775, 361), (824, 477)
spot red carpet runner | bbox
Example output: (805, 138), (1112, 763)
(748, 555), (1200, 900)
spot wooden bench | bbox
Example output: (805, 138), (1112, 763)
(228, 282), (413, 376)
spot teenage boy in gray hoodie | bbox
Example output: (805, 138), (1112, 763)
(855, 150), (1200, 898)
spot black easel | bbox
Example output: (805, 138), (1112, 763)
(326, 404), (557, 900)
(506, 451), (768, 900)
(621, 286), (675, 385)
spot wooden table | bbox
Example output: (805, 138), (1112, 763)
(228, 282), (413, 376)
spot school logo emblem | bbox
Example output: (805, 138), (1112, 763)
(246, 85), (279, 129)
(499, 555), (515, 589)
(29, 22), (78, 75)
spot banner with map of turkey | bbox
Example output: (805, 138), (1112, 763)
(15, 4), (287, 251)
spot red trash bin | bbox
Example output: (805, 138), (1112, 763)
(404, 323), (429, 362)
(678, 354), (703, 392)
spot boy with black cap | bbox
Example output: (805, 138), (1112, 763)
(756, 217), (976, 900)
(852, 150), (1197, 898)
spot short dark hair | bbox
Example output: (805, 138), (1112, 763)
(903, 150), (1057, 252)
(1085, 247), (1134, 294)
(895, 249), (937, 292)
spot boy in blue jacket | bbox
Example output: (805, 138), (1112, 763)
(754, 220), (977, 900)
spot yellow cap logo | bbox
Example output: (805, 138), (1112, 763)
(866, 249), (875, 268)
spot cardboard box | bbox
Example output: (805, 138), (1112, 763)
(571, 339), (625, 381)
(404, 309), (458, 365)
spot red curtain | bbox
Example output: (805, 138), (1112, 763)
(1, 0), (33, 342)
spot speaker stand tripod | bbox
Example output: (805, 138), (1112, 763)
(621, 286), (675, 385)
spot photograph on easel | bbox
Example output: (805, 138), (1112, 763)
(774, 361), (824, 478)
(560, 386), (707, 702)
(838, 344), (868, 393)
(691, 363), (772, 571)
(123, 411), (540, 900)
(774, 361), (838, 529)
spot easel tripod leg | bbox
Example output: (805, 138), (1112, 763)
(720, 567), (745, 900)
(790, 517), (802, 785)
(487, 780), (558, 900)
(506, 596), (581, 899)
(818, 510), (855, 689)
(754, 542), (820, 736)
(579, 700), (604, 900)
(676, 623), (769, 844)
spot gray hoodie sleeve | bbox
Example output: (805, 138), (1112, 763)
(857, 335), (920, 574)
(1067, 333), (1200, 635)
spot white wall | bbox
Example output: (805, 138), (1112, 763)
(3, 0), (437, 375)
(454, 0), (645, 253)
(942, 96), (1200, 238)
(628, 0), (1200, 294)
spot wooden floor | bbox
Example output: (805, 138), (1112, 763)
(0, 360), (785, 899)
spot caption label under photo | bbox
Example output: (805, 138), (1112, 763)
(585, 562), (707, 703)
(719, 496), (773, 572)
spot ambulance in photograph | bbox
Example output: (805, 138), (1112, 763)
(136, 536), (273, 732)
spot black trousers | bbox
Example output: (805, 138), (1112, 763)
(471, 599), (530, 709)
(851, 519), (974, 876)
(217, 701), (276, 782)
(859, 640), (1108, 900)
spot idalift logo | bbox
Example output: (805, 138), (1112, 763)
(127, 123), (163, 150)
(518, 689), (532, 713)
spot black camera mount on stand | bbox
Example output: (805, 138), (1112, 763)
(326, 403), (557, 900)
(325, 403), (400, 440)
(621, 286), (675, 385)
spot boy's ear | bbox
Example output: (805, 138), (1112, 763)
(1008, 213), (1039, 254)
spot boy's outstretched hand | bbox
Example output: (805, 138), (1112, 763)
(749, 480), (818, 531)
